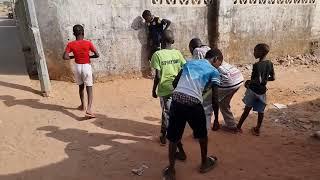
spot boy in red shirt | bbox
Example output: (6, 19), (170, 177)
(63, 25), (100, 118)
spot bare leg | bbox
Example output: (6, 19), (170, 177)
(163, 141), (177, 180)
(237, 106), (252, 130)
(169, 142), (177, 169)
(78, 84), (85, 110)
(256, 113), (264, 132)
(199, 136), (217, 173)
(199, 137), (208, 165)
(86, 86), (93, 114)
(176, 142), (187, 161)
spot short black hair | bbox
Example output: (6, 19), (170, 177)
(255, 43), (270, 56)
(162, 30), (175, 44)
(189, 38), (202, 50)
(142, 10), (152, 18)
(205, 48), (223, 62)
(73, 24), (84, 36)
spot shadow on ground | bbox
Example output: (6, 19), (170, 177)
(0, 80), (41, 95)
(92, 114), (157, 137)
(0, 95), (81, 120)
(0, 125), (160, 180)
(0, 98), (319, 180)
(264, 98), (320, 132)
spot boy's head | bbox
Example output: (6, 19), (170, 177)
(142, 10), (153, 23)
(254, 43), (270, 59)
(205, 48), (223, 68)
(73, 24), (84, 37)
(161, 30), (175, 45)
(189, 38), (203, 55)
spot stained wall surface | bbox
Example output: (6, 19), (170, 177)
(15, 0), (320, 80)
(32, 0), (211, 80)
(218, 0), (319, 64)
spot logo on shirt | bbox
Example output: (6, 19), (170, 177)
(161, 59), (180, 66)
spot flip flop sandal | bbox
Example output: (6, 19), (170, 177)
(162, 167), (176, 180)
(199, 156), (218, 174)
(175, 151), (187, 161)
(251, 127), (260, 136)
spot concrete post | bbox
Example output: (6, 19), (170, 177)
(23, 0), (51, 96)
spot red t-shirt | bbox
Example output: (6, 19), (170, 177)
(65, 40), (97, 64)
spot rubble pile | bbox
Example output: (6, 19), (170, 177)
(273, 54), (320, 66)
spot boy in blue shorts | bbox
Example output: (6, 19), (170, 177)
(237, 43), (275, 136)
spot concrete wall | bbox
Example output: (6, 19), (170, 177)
(218, 0), (319, 64)
(31, 0), (210, 81)
(15, 0), (320, 81)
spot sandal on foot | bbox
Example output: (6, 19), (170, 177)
(199, 156), (218, 174)
(175, 151), (187, 161)
(251, 127), (260, 136)
(162, 167), (176, 180)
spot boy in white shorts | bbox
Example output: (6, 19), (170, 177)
(63, 24), (100, 118)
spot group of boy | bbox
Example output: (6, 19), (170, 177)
(143, 11), (275, 180)
(62, 10), (275, 180)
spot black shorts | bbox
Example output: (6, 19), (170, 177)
(167, 100), (208, 143)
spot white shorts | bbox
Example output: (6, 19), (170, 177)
(74, 64), (93, 86)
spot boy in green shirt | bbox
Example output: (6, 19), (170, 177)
(151, 30), (186, 146)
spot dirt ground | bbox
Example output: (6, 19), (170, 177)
(0, 65), (320, 180)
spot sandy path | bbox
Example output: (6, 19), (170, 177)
(0, 64), (319, 180)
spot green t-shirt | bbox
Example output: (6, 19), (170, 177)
(151, 49), (186, 97)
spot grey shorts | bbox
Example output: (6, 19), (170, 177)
(243, 89), (266, 113)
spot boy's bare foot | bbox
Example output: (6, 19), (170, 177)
(160, 134), (167, 146)
(221, 125), (238, 134)
(251, 127), (260, 136)
(211, 123), (221, 131)
(199, 156), (218, 174)
(77, 105), (85, 111)
(162, 167), (176, 180)
(175, 151), (187, 161)
(236, 128), (243, 133)
(85, 111), (96, 119)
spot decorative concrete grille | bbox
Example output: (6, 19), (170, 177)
(233, 0), (316, 4)
(151, 0), (214, 6)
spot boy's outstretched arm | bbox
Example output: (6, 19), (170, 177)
(152, 69), (161, 98)
(268, 63), (275, 81)
(172, 69), (183, 89)
(162, 19), (171, 31)
(211, 84), (219, 124)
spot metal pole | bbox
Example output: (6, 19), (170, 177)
(23, 0), (51, 96)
